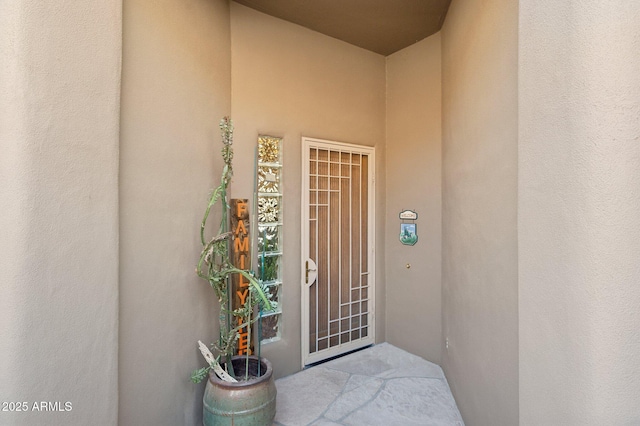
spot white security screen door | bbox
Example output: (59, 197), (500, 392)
(301, 138), (375, 366)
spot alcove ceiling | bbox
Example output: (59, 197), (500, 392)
(232, 0), (452, 56)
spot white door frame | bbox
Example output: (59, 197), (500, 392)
(301, 137), (376, 366)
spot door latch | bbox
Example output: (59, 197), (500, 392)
(305, 259), (317, 285)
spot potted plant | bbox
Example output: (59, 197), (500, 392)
(191, 117), (276, 426)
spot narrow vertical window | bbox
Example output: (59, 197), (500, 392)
(257, 135), (283, 342)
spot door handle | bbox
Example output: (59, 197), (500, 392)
(305, 259), (317, 285)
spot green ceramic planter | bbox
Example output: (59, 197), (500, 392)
(203, 356), (276, 426)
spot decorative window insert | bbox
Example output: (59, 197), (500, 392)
(257, 135), (283, 342)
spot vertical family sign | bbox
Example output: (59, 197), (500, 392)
(230, 199), (254, 356)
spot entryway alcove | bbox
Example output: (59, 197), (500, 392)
(5, 0), (639, 425)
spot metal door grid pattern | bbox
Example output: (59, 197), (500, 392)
(308, 148), (370, 353)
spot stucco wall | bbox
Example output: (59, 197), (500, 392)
(0, 1), (121, 425)
(519, 1), (640, 424)
(441, 0), (519, 424)
(385, 34), (443, 364)
(230, 3), (386, 378)
(118, 0), (231, 424)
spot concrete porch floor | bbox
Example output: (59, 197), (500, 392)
(273, 343), (465, 426)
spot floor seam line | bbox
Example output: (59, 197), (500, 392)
(306, 370), (353, 426)
(335, 378), (389, 423)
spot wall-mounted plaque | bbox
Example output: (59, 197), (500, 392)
(400, 223), (418, 246)
(399, 209), (418, 246)
(399, 210), (418, 220)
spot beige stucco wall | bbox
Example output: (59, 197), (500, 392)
(441, 0), (519, 424)
(385, 34), (442, 364)
(519, 1), (640, 424)
(118, 0), (231, 424)
(230, 3), (387, 378)
(0, 1), (121, 425)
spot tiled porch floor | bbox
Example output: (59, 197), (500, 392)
(273, 343), (464, 426)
